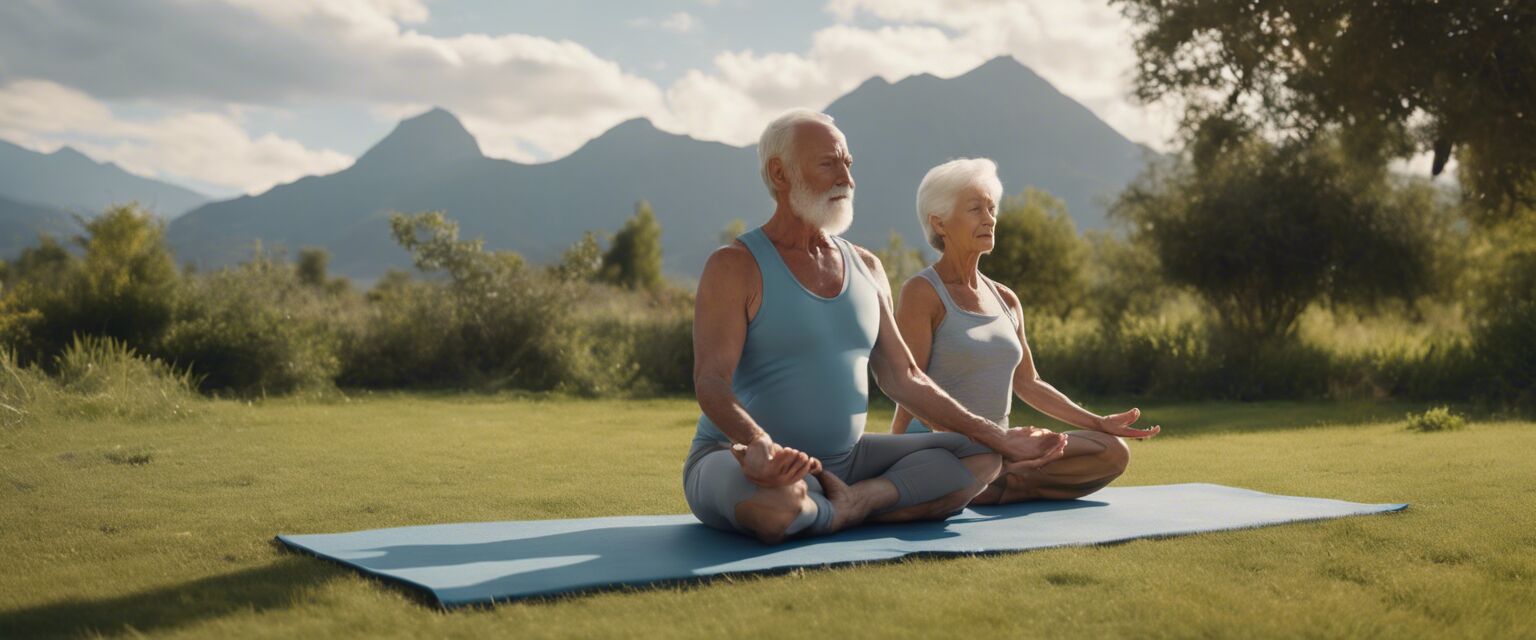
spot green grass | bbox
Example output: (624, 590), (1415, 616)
(2, 394), (1533, 638)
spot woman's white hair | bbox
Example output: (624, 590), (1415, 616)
(915, 158), (1004, 251)
(758, 109), (836, 197)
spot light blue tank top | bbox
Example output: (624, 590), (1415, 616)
(905, 266), (1024, 433)
(693, 226), (882, 462)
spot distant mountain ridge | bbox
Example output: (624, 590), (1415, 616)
(0, 139), (209, 219)
(166, 56), (1156, 280)
(0, 193), (79, 258)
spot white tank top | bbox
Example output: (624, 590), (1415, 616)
(905, 266), (1024, 432)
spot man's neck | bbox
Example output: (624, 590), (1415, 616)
(763, 203), (834, 253)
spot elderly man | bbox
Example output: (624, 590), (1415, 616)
(685, 109), (1070, 544)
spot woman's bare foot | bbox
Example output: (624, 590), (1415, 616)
(814, 469), (877, 533)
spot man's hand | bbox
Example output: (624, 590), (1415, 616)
(1095, 408), (1161, 439)
(731, 436), (822, 488)
(993, 427), (1069, 469)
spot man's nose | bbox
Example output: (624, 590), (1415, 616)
(837, 164), (854, 189)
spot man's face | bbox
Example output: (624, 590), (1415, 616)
(786, 122), (855, 234)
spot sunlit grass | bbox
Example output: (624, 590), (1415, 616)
(1, 395), (1531, 638)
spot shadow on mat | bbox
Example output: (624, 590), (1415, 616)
(0, 555), (349, 638)
(312, 499), (1108, 607)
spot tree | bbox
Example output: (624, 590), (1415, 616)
(1470, 214), (1536, 408)
(719, 218), (747, 246)
(3, 205), (182, 364)
(1081, 230), (1169, 324)
(296, 247), (330, 288)
(979, 188), (1087, 321)
(601, 200), (664, 290)
(1114, 0), (1536, 219)
(1111, 120), (1450, 345)
(550, 231), (604, 282)
(873, 230), (927, 300)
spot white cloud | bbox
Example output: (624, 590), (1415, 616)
(822, 0), (1179, 150)
(0, 79), (353, 194)
(0, 0), (671, 161)
(661, 24), (989, 146)
(629, 12), (700, 33)
(654, 0), (1180, 151)
(0, 0), (1177, 190)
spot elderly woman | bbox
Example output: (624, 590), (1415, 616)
(891, 158), (1161, 504)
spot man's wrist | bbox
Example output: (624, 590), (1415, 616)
(975, 423), (1010, 449)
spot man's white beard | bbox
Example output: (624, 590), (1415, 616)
(789, 179), (854, 235)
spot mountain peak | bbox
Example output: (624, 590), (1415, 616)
(355, 107), (483, 170)
(955, 55), (1045, 86)
(49, 146), (96, 163)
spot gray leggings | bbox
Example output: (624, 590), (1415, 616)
(682, 432), (995, 537)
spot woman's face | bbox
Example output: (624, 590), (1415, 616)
(934, 180), (998, 256)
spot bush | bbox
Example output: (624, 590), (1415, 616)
(1405, 406), (1468, 432)
(159, 253), (344, 396)
(2, 205), (180, 367)
(344, 212), (611, 393)
(1470, 218), (1536, 410)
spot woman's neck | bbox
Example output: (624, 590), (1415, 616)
(934, 249), (982, 288)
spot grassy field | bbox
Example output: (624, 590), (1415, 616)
(1, 394), (1532, 638)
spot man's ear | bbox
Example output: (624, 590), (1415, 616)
(768, 157), (791, 194)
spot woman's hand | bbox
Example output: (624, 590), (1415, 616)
(993, 427), (1069, 468)
(731, 436), (822, 488)
(1095, 408), (1161, 439)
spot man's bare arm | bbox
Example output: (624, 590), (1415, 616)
(694, 244), (821, 486)
(693, 244), (768, 446)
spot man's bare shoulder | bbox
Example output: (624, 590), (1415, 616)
(847, 242), (888, 276)
(700, 241), (759, 286)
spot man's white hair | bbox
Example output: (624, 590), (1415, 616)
(916, 158), (1004, 251)
(758, 108), (836, 197)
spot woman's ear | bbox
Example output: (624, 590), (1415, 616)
(928, 213), (946, 240)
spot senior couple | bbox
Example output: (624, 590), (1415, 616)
(686, 109), (1160, 543)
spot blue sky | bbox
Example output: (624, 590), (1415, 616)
(0, 0), (1180, 198)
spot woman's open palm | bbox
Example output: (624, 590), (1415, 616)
(1097, 408), (1161, 439)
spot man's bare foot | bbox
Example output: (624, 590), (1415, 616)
(815, 470), (876, 533)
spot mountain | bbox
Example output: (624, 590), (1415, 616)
(0, 139), (210, 220)
(0, 193), (80, 259)
(825, 56), (1154, 247)
(168, 108), (762, 278)
(167, 57), (1156, 280)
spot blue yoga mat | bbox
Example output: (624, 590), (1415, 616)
(276, 483), (1406, 608)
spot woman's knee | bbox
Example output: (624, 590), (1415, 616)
(1075, 430), (1130, 475)
(962, 452), (1003, 489)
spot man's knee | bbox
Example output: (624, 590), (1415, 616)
(734, 481), (814, 545)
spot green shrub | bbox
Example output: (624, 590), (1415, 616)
(2, 205), (180, 367)
(346, 212), (606, 393)
(159, 254), (344, 396)
(1405, 406), (1468, 432)
(339, 276), (469, 388)
(1470, 221), (1536, 410)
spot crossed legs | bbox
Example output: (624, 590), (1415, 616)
(969, 430), (1129, 505)
(686, 433), (1002, 544)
